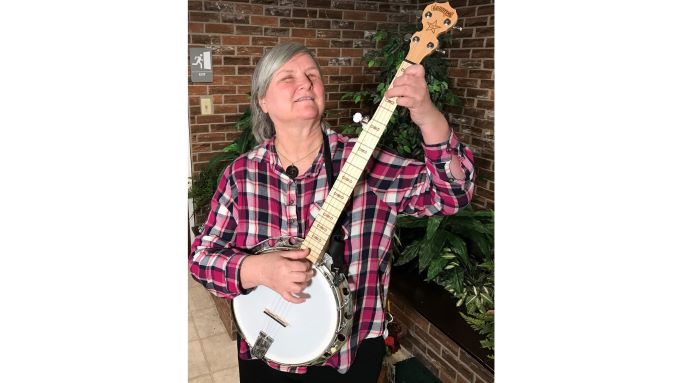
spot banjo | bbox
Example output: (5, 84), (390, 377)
(231, 1), (459, 367)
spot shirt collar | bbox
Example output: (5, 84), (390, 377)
(247, 127), (342, 180)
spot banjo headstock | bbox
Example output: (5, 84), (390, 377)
(405, 2), (459, 64)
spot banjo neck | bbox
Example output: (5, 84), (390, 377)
(302, 60), (414, 264)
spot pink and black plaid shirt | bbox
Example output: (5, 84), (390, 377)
(189, 128), (475, 374)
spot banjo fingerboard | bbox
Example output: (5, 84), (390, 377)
(303, 61), (414, 264)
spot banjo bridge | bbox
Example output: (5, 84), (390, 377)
(264, 308), (289, 328)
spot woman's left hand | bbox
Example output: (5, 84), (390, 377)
(383, 64), (447, 135)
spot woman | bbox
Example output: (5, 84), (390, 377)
(189, 42), (475, 382)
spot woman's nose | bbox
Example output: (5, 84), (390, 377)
(298, 74), (313, 90)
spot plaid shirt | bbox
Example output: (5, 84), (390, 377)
(189, 128), (475, 374)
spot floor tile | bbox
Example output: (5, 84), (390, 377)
(212, 366), (239, 383)
(189, 340), (210, 378)
(193, 306), (227, 339)
(201, 333), (238, 372)
(189, 374), (213, 383)
(189, 316), (199, 342)
(189, 284), (215, 312)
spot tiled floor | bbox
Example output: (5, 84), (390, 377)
(189, 274), (239, 383)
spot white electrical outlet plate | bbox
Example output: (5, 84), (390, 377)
(200, 96), (213, 115)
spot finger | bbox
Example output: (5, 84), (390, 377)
(292, 269), (314, 283)
(287, 258), (313, 273)
(401, 64), (425, 77)
(283, 291), (306, 304)
(282, 248), (310, 260)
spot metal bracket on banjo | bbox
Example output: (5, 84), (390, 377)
(252, 331), (274, 360)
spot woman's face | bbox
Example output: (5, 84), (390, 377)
(258, 53), (325, 128)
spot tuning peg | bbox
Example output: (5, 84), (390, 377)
(452, 26), (463, 32)
(353, 112), (369, 127)
(435, 49), (446, 55)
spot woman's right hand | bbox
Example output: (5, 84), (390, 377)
(239, 248), (314, 304)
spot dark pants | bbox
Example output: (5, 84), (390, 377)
(237, 336), (385, 383)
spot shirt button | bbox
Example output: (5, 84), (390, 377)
(288, 218), (297, 225)
(288, 199), (295, 206)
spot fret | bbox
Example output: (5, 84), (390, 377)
(378, 104), (393, 113)
(320, 208), (338, 224)
(352, 145), (371, 162)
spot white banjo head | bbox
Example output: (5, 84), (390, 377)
(232, 263), (345, 366)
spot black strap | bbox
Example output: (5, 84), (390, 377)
(322, 130), (347, 276)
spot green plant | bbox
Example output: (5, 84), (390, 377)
(340, 27), (461, 160)
(188, 109), (256, 223)
(461, 310), (494, 359)
(394, 207), (495, 359)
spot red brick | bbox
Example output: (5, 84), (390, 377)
(343, 10), (366, 20)
(477, 5), (494, 16)
(307, 0), (331, 7)
(214, 66), (235, 76)
(205, 23), (234, 34)
(316, 30), (341, 38)
(237, 66), (255, 75)
(307, 19), (330, 29)
(318, 9), (342, 19)
(221, 35), (250, 45)
(191, 143), (211, 153)
(366, 12), (387, 22)
(252, 36), (278, 46)
(223, 94), (250, 103)
(221, 76), (251, 86)
(278, 37), (306, 44)
(189, 12), (220, 23)
(234, 4), (263, 15)
(292, 9), (316, 18)
(188, 23), (204, 33)
(223, 56), (250, 66)
(189, 85), (208, 95)
(479, 80), (493, 89)
(342, 30), (364, 39)
(462, 39), (485, 48)
(190, 124), (209, 134)
(306, 38), (329, 48)
(468, 70), (492, 79)
(213, 104), (239, 114)
(279, 18), (306, 28)
(292, 28), (316, 38)
(471, 49), (493, 58)
(235, 25), (263, 35)
(474, 27), (493, 38)
(236, 46), (263, 55)
(251, 15), (279, 26)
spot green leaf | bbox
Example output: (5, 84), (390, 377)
(426, 216), (444, 241)
(426, 257), (449, 281)
(394, 242), (420, 266)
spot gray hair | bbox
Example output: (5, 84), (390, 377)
(250, 43), (323, 142)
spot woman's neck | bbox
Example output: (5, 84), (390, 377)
(274, 121), (324, 157)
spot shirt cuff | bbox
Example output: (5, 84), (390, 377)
(227, 252), (254, 295)
(422, 129), (474, 184)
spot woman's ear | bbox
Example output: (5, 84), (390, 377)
(258, 97), (267, 113)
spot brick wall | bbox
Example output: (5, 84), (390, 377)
(389, 289), (493, 383)
(188, 0), (494, 209)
